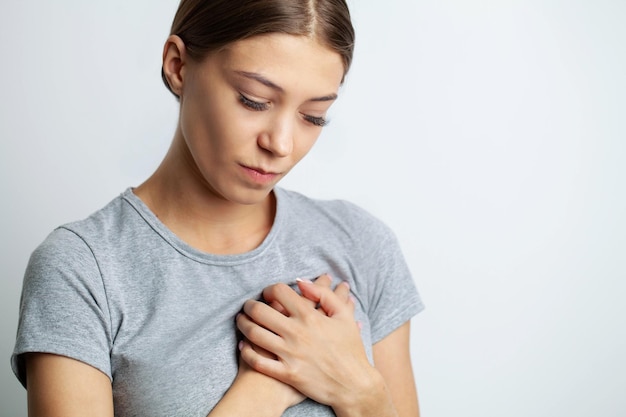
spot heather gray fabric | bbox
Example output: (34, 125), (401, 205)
(12, 187), (423, 416)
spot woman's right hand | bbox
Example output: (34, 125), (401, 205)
(236, 276), (392, 417)
(233, 274), (348, 411)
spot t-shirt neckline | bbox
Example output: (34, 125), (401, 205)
(121, 187), (284, 266)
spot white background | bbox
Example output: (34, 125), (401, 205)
(1, 1), (624, 416)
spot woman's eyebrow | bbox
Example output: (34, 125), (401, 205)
(235, 71), (284, 92)
(234, 70), (338, 102)
(309, 93), (338, 102)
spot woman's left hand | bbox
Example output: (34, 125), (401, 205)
(236, 279), (389, 415)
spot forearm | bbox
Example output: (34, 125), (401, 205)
(207, 372), (290, 417)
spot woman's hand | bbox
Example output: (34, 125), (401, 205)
(228, 275), (339, 411)
(237, 276), (392, 416)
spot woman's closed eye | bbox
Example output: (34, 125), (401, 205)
(302, 114), (329, 127)
(239, 93), (269, 111)
(239, 93), (329, 127)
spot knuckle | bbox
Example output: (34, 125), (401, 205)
(299, 308), (320, 326)
(245, 301), (267, 319)
(284, 363), (301, 384)
(287, 360), (310, 388)
(246, 353), (262, 370)
(274, 283), (292, 297)
(263, 283), (288, 300)
(246, 324), (265, 343)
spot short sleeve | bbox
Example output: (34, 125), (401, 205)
(352, 209), (424, 344)
(11, 227), (113, 387)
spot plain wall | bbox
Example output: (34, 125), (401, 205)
(1, 1), (624, 416)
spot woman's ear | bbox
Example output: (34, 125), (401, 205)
(162, 35), (187, 97)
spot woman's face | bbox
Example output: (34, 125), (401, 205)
(176, 34), (345, 206)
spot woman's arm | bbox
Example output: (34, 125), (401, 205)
(25, 352), (299, 417)
(25, 324), (306, 417)
(204, 355), (304, 417)
(372, 322), (420, 417)
(26, 353), (114, 417)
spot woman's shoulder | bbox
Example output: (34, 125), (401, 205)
(276, 188), (395, 240)
(278, 187), (375, 218)
(33, 189), (140, 257)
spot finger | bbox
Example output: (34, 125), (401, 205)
(293, 274), (332, 311)
(239, 339), (286, 378)
(262, 283), (312, 317)
(241, 299), (291, 334)
(263, 276), (332, 314)
(310, 274), (333, 312)
(335, 284), (357, 325)
(296, 279), (352, 318)
(312, 273), (332, 288)
(333, 281), (351, 304)
(238, 337), (277, 360)
(237, 306), (287, 352)
(269, 300), (288, 315)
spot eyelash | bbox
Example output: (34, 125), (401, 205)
(238, 94), (269, 111)
(303, 115), (330, 127)
(238, 94), (329, 127)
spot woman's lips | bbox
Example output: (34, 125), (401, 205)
(241, 165), (280, 185)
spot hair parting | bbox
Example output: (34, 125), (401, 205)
(161, 0), (355, 98)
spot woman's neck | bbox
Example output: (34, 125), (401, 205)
(133, 139), (276, 255)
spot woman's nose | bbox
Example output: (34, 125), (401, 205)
(257, 115), (294, 157)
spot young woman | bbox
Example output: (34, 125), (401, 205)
(12, 1), (423, 416)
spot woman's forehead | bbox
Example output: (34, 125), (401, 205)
(214, 34), (345, 94)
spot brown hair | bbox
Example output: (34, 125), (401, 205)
(162, 0), (355, 98)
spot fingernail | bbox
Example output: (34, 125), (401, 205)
(357, 321), (363, 330)
(238, 340), (244, 351)
(296, 277), (313, 284)
(349, 295), (357, 304)
(341, 281), (350, 290)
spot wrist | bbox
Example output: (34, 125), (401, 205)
(332, 367), (398, 417)
(211, 371), (289, 417)
(238, 372), (293, 413)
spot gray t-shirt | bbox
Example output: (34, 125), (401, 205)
(12, 187), (423, 416)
